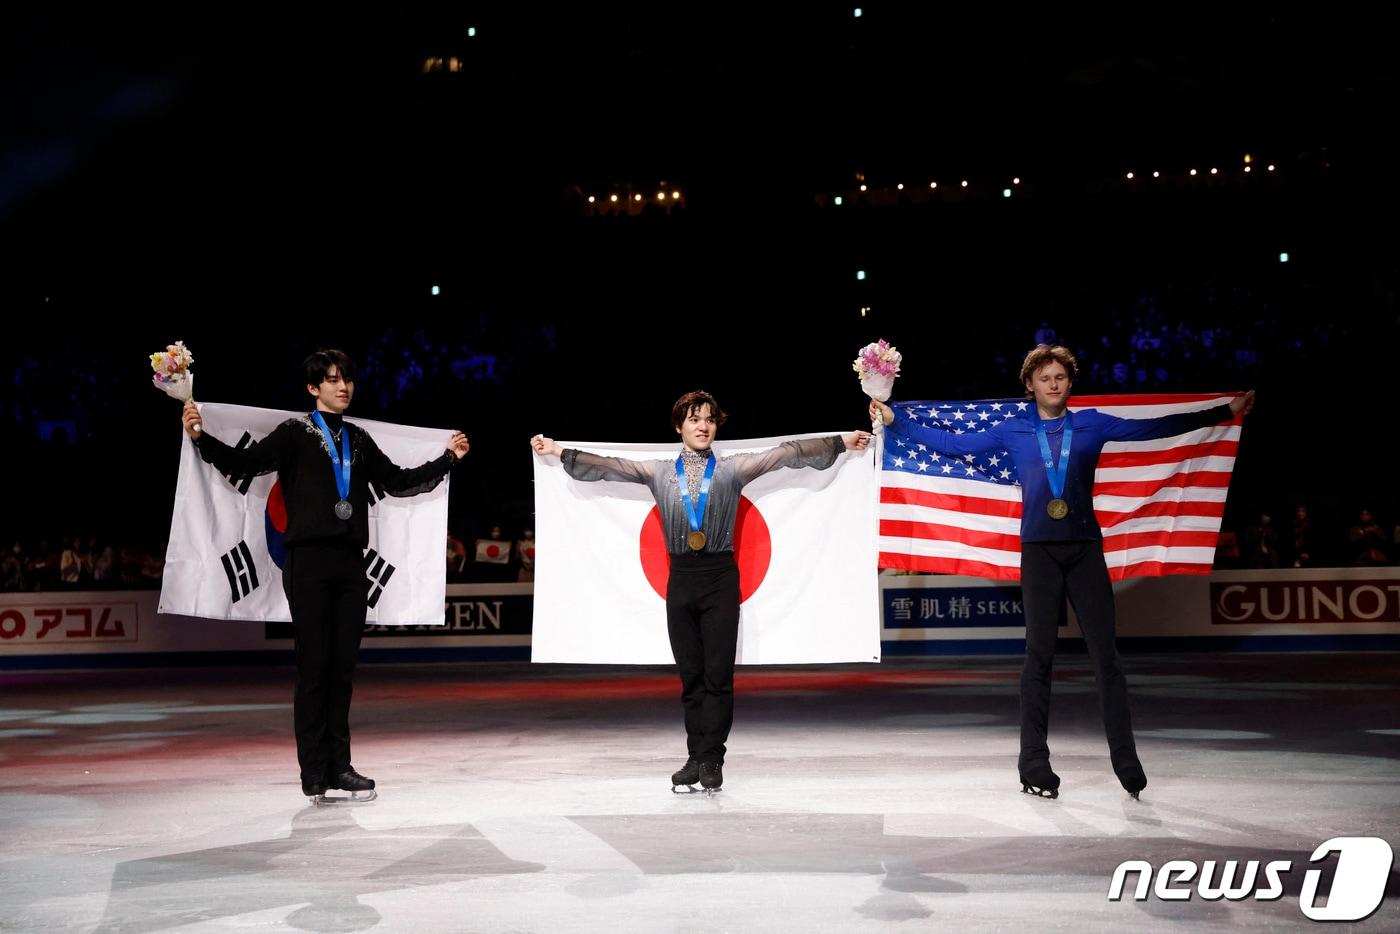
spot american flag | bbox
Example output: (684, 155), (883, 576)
(878, 393), (1242, 581)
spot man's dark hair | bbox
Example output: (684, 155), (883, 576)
(303, 349), (354, 386)
(671, 390), (727, 431)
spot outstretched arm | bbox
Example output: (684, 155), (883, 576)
(1102, 391), (1254, 442)
(531, 434), (653, 484)
(730, 434), (866, 487)
(360, 429), (460, 497)
(185, 401), (295, 478)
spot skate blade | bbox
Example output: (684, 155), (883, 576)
(671, 784), (701, 794)
(1020, 783), (1058, 800)
(309, 790), (378, 805)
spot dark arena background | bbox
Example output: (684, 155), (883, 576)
(2, 7), (1397, 932)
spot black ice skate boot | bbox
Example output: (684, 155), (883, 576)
(671, 758), (701, 793)
(1019, 761), (1061, 800)
(698, 761), (723, 794)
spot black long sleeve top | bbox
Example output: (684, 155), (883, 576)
(192, 411), (456, 548)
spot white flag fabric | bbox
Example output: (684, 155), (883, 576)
(531, 433), (880, 664)
(159, 402), (452, 625)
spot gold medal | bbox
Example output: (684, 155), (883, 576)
(1047, 498), (1068, 520)
(687, 530), (707, 551)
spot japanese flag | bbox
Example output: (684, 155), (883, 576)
(531, 433), (880, 664)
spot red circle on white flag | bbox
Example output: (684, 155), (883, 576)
(639, 496), (771, 601)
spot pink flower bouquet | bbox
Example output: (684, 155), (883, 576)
(853, 339), (901, 433)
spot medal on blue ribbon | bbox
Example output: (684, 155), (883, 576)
(1031, 410), (1073, 520)
(675, 452), (717, 550)
(311, 412), (353, 520)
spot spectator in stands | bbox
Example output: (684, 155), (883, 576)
(446, 532), (468, 580)
(2, 541), (27, 592)
(92, 539), (116, 584)
(60, 534), (95, 587)
(28, 538), (60, 591)
(1287, 505), (1317, 568)
(1348, 509), (1390, 566)
(1241, 512), (1281, 569)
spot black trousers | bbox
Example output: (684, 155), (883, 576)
(1019, 541), (1140, 775)
(282, 543), (367, 782)
(665, 551), (741, 764)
